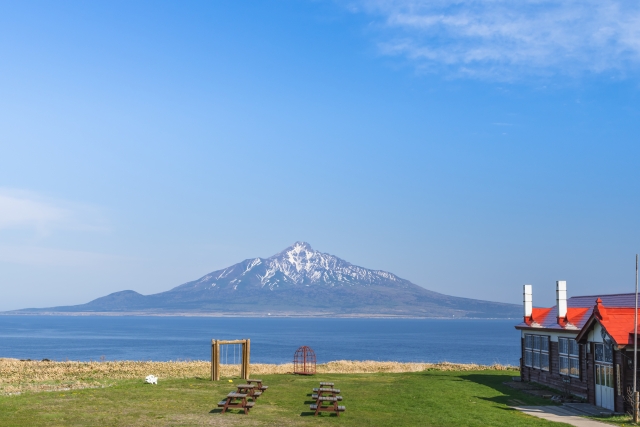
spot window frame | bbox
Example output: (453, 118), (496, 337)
(559, 337), (581, 378)
(594, 343), (613, 364)
(524, 334), (549, 372)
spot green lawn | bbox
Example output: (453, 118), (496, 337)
(0, 370), (572, 426)
(587, 414), (635, 426)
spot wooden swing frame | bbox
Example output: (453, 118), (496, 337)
(211, 339), (250, 381)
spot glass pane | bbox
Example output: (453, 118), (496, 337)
(610, 366), (614, 388)
(595, 344), (604, 362)
(560, 356), (569, 376)
(541, 353), (549, 371)
(570, 357), (579, 377)
(605, 344), (613, 363)
(534, 336), (540, 350)
(533, 351), (540, 369)
(525, 350), (532, 367)
(569, 340), (579, 356)
(541, 337), (549, 352)
(525, 335), (532, 349)
(559, 338), (567, 355)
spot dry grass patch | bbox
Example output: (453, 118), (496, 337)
(316, 360), (517, 373)
(0, 358), (517, 395)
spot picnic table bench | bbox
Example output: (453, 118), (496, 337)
(236, 384), (262, 400)
(246, 379), (268, 392)
(217, 392), (255, 414)
(319, 382), (334, 387)
(310, 396), (345, 416)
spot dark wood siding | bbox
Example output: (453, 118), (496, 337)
(520, 337), (588, 399)
(621, 349), (640, 414)
(615, 351), (625, 413)
(586, 343), (595, 405)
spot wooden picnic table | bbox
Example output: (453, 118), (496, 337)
(312, 387), (340, 397)
(217, 392), (254, 414)
(310, 396), (345, 416)
(236, 384), (262, 400)
(312, 393), (342, 401)
(246, 379), (269, 393)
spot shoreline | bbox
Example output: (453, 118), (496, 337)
(0, 311), (518, 320)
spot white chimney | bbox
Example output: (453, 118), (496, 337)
(556, 280), (567, 319)
(523, 284), (532, 318)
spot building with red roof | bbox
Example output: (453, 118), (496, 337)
(516, 282), (640, 413)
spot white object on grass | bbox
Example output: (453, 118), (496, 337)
(145, 375), (158, 385)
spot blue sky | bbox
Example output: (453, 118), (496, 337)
(2, 0), (640, 311)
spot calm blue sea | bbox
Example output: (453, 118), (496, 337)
(0, 316), (520, 365)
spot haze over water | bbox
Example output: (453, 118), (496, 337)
(0, 316), (519, 365)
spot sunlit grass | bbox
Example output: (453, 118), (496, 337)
(0, 369), (572, 427)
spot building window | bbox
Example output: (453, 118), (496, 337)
(559, 338), (580, 378)
(525, 334), (549, 371)
(595, 343), (613, 364)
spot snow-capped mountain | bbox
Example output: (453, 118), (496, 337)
(172, 241), (416, 293)
(19, 242), (521, 318)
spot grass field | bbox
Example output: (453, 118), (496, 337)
(0, 369), (576, 427)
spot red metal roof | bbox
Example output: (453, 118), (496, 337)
(574, 298), (640, 347)
(561, 307), (590, 328)
(515, 293), (639, 332)
(524, 307), (552, 326)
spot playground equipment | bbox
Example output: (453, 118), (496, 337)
(293, 345), (316, 375)
(211, 339), (250, 381)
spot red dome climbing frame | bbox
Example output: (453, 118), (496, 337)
(293, 346), (316, 375)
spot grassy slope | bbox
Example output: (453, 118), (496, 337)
(0, 370), (571, 427)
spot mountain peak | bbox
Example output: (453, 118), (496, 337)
(288, 241), (314, 252)
(273, 242), (319, 264)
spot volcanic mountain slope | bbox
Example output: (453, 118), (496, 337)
(20, 242), (521, 318)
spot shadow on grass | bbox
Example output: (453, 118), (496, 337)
(209, 408), (251, 415)
(300, 411), (340, 417)
(458, 373), (556, 407)
(474, 397), (523, 409)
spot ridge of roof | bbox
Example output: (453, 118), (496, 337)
(570, 293), (636, 298)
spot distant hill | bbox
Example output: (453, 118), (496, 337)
(13, 242), (521, 318)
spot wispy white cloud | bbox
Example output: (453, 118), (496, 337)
(0, 246), (121, 267)
(347, 0), (640, 79)
(0, 189), (114, 267)
(0, 188), (107, 235)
